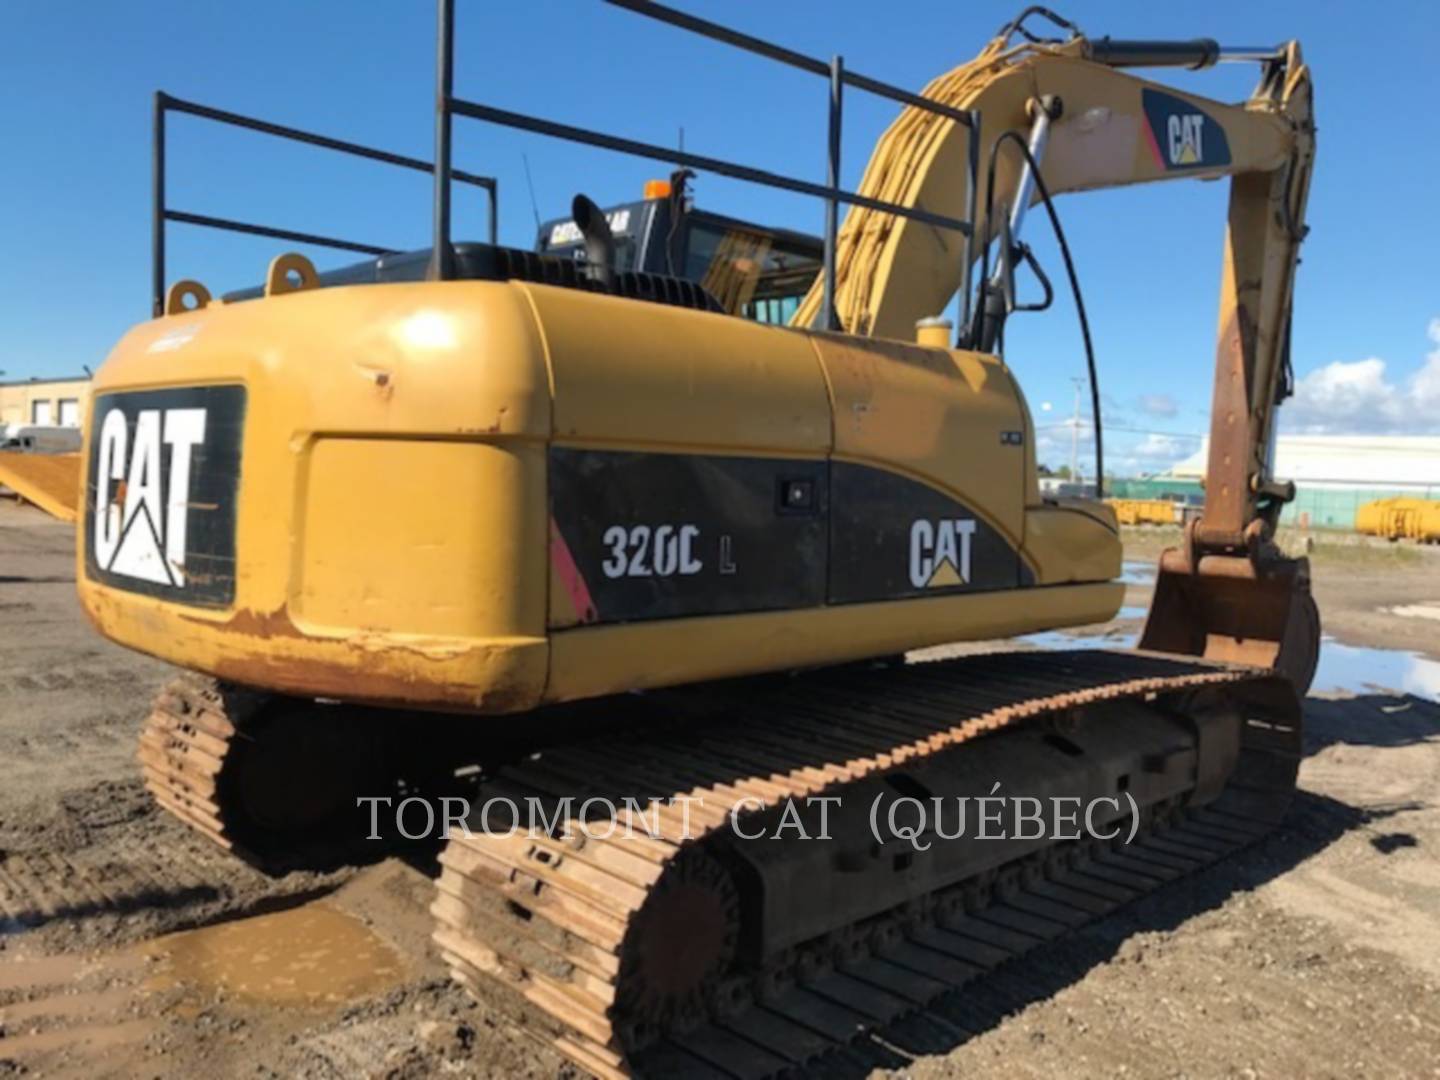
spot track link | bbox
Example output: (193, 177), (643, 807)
(432, 649), (1301, 1078)
(137, 673), (265, 862)
(138, 674), (402, 871)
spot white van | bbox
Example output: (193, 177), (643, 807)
(0, 424), (83, 454)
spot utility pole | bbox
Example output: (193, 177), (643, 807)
(1069, 376), (1084, 490)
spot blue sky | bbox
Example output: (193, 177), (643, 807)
(3, 1), (1437, 474)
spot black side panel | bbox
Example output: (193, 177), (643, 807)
(828, 461), (1024, 604)
(84, 385), (245, 607)
(549, 449), (827, 623)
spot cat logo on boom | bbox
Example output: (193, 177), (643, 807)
(908, 518), (976, 590)
(1167, 113), (1205, 166)
(1141, 88), (1231, 172)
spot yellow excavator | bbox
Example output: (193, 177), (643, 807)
(78, 3), (1317, 1076)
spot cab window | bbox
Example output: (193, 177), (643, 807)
(684, 219), (820, 322)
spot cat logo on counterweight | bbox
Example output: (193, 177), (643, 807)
(86, 385), (244, 605)
(94, 407), (207, 587)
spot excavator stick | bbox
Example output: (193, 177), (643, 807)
(1140, 525), (1320, 695)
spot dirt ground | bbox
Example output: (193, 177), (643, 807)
(2, 500), (1438, 1079)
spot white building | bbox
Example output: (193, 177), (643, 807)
(1166, 435), (1440, 527)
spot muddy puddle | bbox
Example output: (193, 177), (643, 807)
(0, 901), (411, 1074)
(1020, 626), (1440, 703)
(146, 901), (408, 1006)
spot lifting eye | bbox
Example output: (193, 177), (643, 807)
(164, 279), (211, 315)
(264, 252), (319, 297)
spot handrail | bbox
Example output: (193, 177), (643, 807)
(431, 0), (979, 332)
(604, 0), (977, 130)
(163, 211), (392, 258)
(152, 91), (499, 316)
(446, 100), (973, 235)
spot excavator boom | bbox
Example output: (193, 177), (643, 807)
(791, 11), (1318, 687)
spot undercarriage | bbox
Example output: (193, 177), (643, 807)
(141, 648), (1300, 1078)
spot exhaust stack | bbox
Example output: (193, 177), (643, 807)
(572, 194), (615, 288)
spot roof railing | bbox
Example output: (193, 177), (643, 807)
(151, 92), (499, 316)
(429, 0), (980, 331)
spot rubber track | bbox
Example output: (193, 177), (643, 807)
(431, 649), (1300, 1079)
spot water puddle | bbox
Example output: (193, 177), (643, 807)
(1116, 606), (1147, 620)
(1119, 560), (1155, 585)
(1310, 638), (1440, 701)
(1017, 628), (1440, 703)
(146, 901), (407, 1006)
(1020, 628), (1138, 652)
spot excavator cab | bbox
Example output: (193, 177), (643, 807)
(535, 176), (823, 322)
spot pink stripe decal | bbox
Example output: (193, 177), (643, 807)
(1141, 117), (1165, 169)
(549, 516), (598, 624)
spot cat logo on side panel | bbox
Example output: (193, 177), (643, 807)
(908, 518), (976, 590)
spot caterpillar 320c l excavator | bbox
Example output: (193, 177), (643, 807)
(80, 2), (1316, 1075)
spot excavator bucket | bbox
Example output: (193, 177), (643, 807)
(1140, 545), (1320, 695)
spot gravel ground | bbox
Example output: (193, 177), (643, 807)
(2, 501), (1438, 1078)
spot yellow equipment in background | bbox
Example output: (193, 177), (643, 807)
(0, 452), (81, 522)
(1356, 497), (1440, 542)
(1108, 498), (1179, 527)
(76, 3), (1321, 1076)
(1422, 504), (1440, 543)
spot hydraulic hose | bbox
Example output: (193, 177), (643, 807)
(979, 128), (1104, 497)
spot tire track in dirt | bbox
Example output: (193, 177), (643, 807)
(0, 851), (223, 932)
(0, 951), (156, 1077)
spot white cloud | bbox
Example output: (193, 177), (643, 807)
(1131, 432), (1190, 462)
(1412, 319), (1440, 413)
(1136, 393), (1179, 419)
(1035, 420), (1197, 478)
(1284, 320), (1440, 434)
(1103, 432), (1197, 477)
(1285, 357), (1402, 432)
